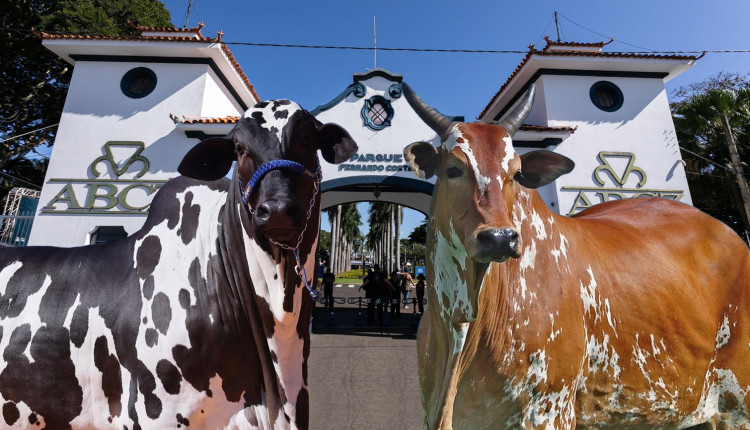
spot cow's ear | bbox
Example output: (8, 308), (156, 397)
(404, 141), (440, 179)
(516, 150), (575, 189)
(317, 123), (358, 164)
(178, 137), (235, 180)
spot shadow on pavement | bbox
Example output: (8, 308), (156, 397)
(311, 307), (422, 339)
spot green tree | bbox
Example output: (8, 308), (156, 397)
(408, 219), (428, 244)
(367, 202), (391, 267)
(0, 154), (47, 199)
(317, 230), (330, 267)
(1, 0), (172, 180)
(672, 73), (750, 237)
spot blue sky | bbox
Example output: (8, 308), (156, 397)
(164, 0), (750, 238)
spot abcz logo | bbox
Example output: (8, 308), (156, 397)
(562, 151), (684, 215)
(42, 141), (166, 215)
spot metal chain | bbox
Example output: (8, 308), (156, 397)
(268, 160), (322, 300)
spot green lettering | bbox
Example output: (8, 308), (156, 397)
(567, 191), (593, 215)
(43, 183), (82, 210)
(84, 183), (118, 210)
(118, 184), (153, 211)
(596, 191), (625, 202)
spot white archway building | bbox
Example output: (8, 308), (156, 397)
(26, 30), (698, 247)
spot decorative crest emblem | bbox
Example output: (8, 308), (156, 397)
(593, 151), (647, 187)
(89, 141), (150, 179)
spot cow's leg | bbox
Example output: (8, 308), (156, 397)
(705, 264), (750, 430)
(417, 312), (469, 430)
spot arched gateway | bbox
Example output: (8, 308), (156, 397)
(28, 27), (694, 247)
(312, 69), (445, 215)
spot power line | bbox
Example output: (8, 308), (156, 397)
(556, 12), (655, 52)
(0, 123), (59, 144)
(222, 41), (528, 54)
(534, 14), (555, 47)
(0, 172), (41, 190)
(8, 27), (750, 55)
(678, 145), (732, 172)
(220, 39), (744, 55)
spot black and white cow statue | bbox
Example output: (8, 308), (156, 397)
(0, 100), (357, 429)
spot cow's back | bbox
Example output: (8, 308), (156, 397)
(0, 176), (258, 429)
(0, 238), (143, 428)
(567, 197), (750, 427)
(449, 196), (750, 429)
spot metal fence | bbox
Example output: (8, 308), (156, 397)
(0, 213), (36, 247)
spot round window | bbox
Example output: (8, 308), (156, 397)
(590, 81), (623, 112)
(361, 96), (394, 130)
(368, 102), (388, 126)
(121, 67), (157, 99)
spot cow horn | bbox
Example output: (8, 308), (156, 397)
(498, 83), (535, 136)
(403, 83), (454, 140)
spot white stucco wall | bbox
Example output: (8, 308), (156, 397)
(28, 60), (242, 246)
(534, 74), (692, 215)
(200, 69), (245, 118)
(314, 75), (440, 213)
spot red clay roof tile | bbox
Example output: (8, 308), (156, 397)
(478, 45), (698, 119)
(40, 27), (261, 103)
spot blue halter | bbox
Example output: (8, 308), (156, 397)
(240, 159), (321, 205)
(239, 157), (322, 300)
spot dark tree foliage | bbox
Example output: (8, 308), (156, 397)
(671, 72), (750, 237)
(407, 219), (428, 244)
(0, 0), (172, 190)
(0, 155), (48, 202)
(318, 230), (331, 266)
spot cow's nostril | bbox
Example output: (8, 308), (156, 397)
(475, 228), (520, 262)
(254, 203), (271, 224)
(476, 230), (501, 253)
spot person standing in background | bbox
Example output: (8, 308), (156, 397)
(322, 267), (336, 312)
(415, 273), (426, 314)
(399, 267), (414, 309)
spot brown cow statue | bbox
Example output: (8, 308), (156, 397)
(403, 83), (750, 429)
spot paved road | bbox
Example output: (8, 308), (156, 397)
(308, 323), (424, 429)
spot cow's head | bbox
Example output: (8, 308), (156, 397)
(403, 84), (573, 321)
(178, 100), (357, 245)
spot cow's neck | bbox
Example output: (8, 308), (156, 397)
(425, 216), (488, 429)
(461, 188), (565, 379)
(218, 179), (313, 427)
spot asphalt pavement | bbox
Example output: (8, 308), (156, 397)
(308, 285), (425, 429)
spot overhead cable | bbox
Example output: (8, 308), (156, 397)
(8, 27), (750, 55)
(678, 145), (732, 172)
(0, 123), (59, 144)
(0, 172), (42, 190)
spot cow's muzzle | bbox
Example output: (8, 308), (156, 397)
(241, 158), (322, 245)
(473, 227), (521, 263)
(254, 199), (305, 241)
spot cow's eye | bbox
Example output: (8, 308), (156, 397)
(446, 166), (463, 178)
(514, 171), (524, 182)
(235, 144), (245, 156)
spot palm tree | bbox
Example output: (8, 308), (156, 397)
(367, 202), (391, 269)
(339, 203), (361, 273)
(325, 207), (338, 271)
(674, 88), (750, 235)
(366, 202), (404, 272)
(325, 204), (362, 274)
